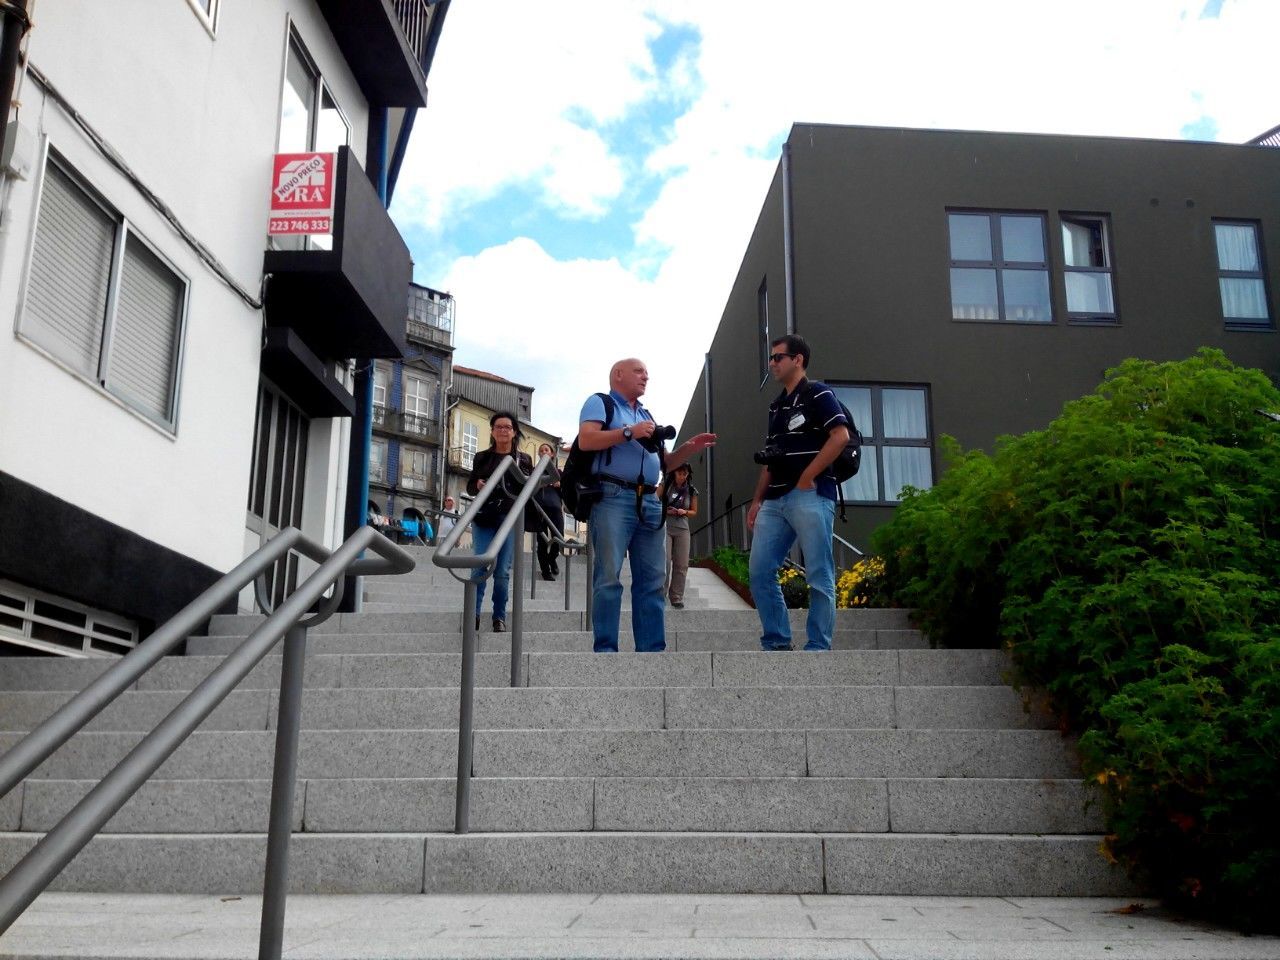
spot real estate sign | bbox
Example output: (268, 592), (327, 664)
(268, 152), (336, 235)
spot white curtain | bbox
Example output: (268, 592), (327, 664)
(883, 447), (933, 501)
(1219, 278), (1269, 320)
(882, 389), (927, 439)
(1215, 224), (1260, 271)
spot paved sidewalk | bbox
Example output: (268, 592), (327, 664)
(3, 893), (1277, 959)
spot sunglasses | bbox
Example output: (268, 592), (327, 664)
(768, 352), (796, 364)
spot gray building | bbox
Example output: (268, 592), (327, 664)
(679, 123), (1280, 555)
(368, 284), (455, 535)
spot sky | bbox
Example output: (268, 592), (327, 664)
(388, 0), (1279, 443)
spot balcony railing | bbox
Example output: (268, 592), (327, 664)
(394, 0), (442, 68)
(398, 411), (441, 443)
(372, 405), (390, 427)
(406, 318), (452, 348)
(448, 448), (475, 471)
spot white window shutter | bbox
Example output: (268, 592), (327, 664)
(23, 163), (114, 376)
(105, 234), (183, 423)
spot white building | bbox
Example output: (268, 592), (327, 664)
(0, 0), (448, 655)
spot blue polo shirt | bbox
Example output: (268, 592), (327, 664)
(579, 390), (661, 486)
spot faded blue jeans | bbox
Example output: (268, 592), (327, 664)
(471, 523), (513, 622)
(748, 487), (836, 651)
(589, 481), (667, 652)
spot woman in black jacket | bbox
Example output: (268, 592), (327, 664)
(529, 441), (564, 580)
(466, 411), (532, 632)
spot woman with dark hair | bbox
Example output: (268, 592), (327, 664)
(466, 411), (532, 632)
(529, 442), (564, 580)
(663, 463), (699, 608)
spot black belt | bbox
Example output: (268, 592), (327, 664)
(598, 474), (658, 495)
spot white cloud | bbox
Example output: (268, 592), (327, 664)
(390, 0), (665, 228)
(400, 0), (1280, 446)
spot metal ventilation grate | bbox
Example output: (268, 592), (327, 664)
(0, 580), (139, 658)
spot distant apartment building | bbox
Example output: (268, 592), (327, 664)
(367, 284), (454, 534)
(679, 123), (1280, 554)
(0, 1), (449, 654)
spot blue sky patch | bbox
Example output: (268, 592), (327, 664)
(1199, 0), (1225, 19)
(1181, 116), (1219, 141)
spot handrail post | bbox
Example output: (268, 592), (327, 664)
(563, 543), (571, 611)
(454, 580), (478, 834)
(529, 532), (538, 600)
(258, 623), (307, 960)
(510, 533), (524, 688)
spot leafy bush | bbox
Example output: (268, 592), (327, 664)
(872, 349), (1280, 930)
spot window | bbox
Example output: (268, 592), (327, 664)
(1061, 214), (1115, 320)
(461, 421), (478, 469)
(401, 445), (433, 492)
(831, 385), (934, 504)
(1214, 221), (1270, 325)
(20, 154), (187, 429)
(372, 364), (389, 409)
(949, 211), (1051, 322)
(757, 279), (770, 383)
(276, 30), (349, 250)
(404, 374), (434, 418)
(369, 439), (387, 483)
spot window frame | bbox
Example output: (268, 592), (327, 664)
(404, 374), (434, 419)
(830, 383), (935, 507)
(1212, 219), (1273, 329)
(757, 278), (770, 385)
(1059, 212), (1118, 324)
(274, 24), (351, 251)
(369, 438), (388, 484)
(16, 147), (190, 434)
(185, 0), (220, 36)
(947, 209), (1053, 324)
(461, 421), (479, 469)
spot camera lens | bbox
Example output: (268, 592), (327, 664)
(655, 425), (676, 442)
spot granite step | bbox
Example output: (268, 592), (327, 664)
(8, 777), (1101, 835)
(0, 728), (1078, 781)
(0, 831), (1134, 896)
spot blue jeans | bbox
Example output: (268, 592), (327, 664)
(749, 488), (836, 651)
(589, 482), (667, 652)
(471, 523), (513, 622)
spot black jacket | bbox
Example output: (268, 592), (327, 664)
(467, 449), (534, 528)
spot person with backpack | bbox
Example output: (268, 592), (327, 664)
(466, 411), (534, 633)
(747, 335), (851, 651)
(575, 358), (715, 653)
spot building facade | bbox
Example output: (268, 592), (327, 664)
(368, 283), (454, 535)
(0, 1), (448, 654)
(445, 367), (562, 522)
(679, 124), (1280, 555)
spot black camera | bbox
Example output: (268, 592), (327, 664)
(639, 424), (676, 452)
(753, 444), (784, 466)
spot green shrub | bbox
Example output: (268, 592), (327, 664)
(872, 349), (1280, 930)
(709, 545), (749, 586)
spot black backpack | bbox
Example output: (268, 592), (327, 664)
(560, 392), (616, 520)
(801, 382), (862, 521)
(803, 382), (862, 483)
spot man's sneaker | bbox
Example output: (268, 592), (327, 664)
(492, 619), (507, 632)
(671, 600), (684, 609)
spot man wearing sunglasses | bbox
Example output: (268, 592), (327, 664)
(747, 335), (850, 651)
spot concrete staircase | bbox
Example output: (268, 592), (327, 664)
(0, 547), (1133, 897)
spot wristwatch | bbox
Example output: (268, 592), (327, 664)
(622, 426), (633, 441)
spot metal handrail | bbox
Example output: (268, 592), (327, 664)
(0, 526), (414, 959)
(524, 496), (587, 613)
(432, 452), (552, 834)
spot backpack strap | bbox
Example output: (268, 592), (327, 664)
(594, 392), (617, 469)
